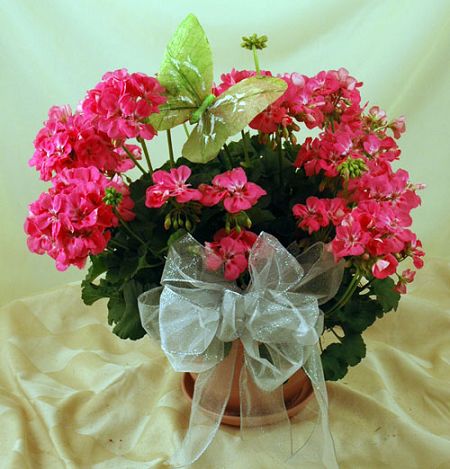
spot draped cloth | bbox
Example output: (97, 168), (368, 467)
(138, 232), (344, 467)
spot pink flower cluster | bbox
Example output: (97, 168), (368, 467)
(27, 69), (167, 269)
(205, 229), (257, 280)
(213, 68), (362, 135)
(199, 167), (266, 213)
(145, 166), (201, 208)
(291, 97), (423, 288)
(30, 105), (141, 181)
(24, 167), (134, 271)
(82, 69), (166, 141)
(145, 166), (266, 214)
(292, 197), (348, 234)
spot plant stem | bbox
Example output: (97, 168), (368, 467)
(252, 45), (260, 75)
(241, 131), (250, 165)
(166, 129), (175, 167)
(326, 271), (363, 316)
(277, 133), (284, 186)
(113, 209), (146, 245)
(138, 137), (153, 174)
(223, 143), (233, 169)
(183, 122), (190, 138)
(108, 238), (129, 250)
(121, 145), (147, 175)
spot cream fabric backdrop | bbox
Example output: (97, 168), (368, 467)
(0, 0), (449, 306)
(0, 2), (449, 468)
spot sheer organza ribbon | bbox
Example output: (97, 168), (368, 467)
(138, 232), (344, 468)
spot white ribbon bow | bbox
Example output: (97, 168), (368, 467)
(138, 232), (343, 468)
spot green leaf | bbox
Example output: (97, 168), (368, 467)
(149, 14), (212, 131)
(84, 253), (108, 282)
(321, 333), (366, 381)
(371, 277), (400, 313)
(81, 279), (113, 305)
(341, 334), (366, 366)
(334, 297), (382, 334)
(182, 76), (288, 163)
(321, 343), (348, 381)
(246, 207), (275, 227)
(108, 280), (148, 340)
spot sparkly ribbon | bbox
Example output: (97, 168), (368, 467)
(138, 232), (343, 467)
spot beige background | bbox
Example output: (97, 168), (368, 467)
(1, 0), (449, 306)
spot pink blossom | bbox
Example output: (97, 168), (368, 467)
(331, 217), (371, 259)
(24, 167), (134, 271)
(325, 198), (349, 225)
(145, 165), (201, 208)
(371, 254), (398, 279)
(81, 69), (166, 141)
(389, 116), (406, 139)
(205, 236), (248, 281)
(213, 228), (258, 250)
(29, 105), (143, 180)
(292, 197), (330, 234)
(200, 167), (266, 213)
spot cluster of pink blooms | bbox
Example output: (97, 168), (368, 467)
(25, 167), (134, 271)
(27, 64), (423, 293)
(212, 67), (423, 291)
(205, 229), (258, 281)
(82, 69), (166, 141)
(145, 166), (202, 208)
(26, 69), (166, 269)
(145, 166), (266, 214)
(29, 105), (142, 181)
(144, 165), (266, 280)
(273, 70), (424, 292)
(213, 67), (362, 135)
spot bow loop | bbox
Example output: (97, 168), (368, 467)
(248, 233), (305, 292)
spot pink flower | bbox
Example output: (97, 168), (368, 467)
(292, 197), (329, 234)
(145, 165), (201, 208)
(213, 228), (258, 250)
(325, 198), (349, 225)
(81, 69), (166, 141)
(371, 254), (398, 279)
(29, 105), (143, 180)
(205, 236), (248, 281)
(200, 168), (266, 214)
(24, 167), (134, 271)
(389, 116), (406, 139)
(331, 217), (371, 259)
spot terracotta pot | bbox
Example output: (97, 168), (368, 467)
(182, 341), (314, 427)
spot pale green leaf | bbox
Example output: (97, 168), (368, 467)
(182, 76), (287, 163)
(150, 14), (213, 131)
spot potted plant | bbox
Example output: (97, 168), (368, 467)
(24, 14), (424, 467)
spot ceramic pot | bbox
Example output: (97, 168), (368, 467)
(182, 341), (314, 427)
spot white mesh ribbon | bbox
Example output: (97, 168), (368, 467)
(138, 232), (344, 468)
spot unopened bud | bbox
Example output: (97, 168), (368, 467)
(164, 214), (172, 230)
(337, 157), (367, 179)
(103, 187), (123, 207)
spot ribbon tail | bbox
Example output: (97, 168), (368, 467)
(170, 344), (238, 467)
(239, 362), (293, 458)
(288, 346), (338, 469)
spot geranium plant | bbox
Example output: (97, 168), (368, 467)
(25, 15), (424, 381)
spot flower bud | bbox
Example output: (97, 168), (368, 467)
(164, 214), (172, 230)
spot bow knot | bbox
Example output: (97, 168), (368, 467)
(138, 232), (343, 468)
